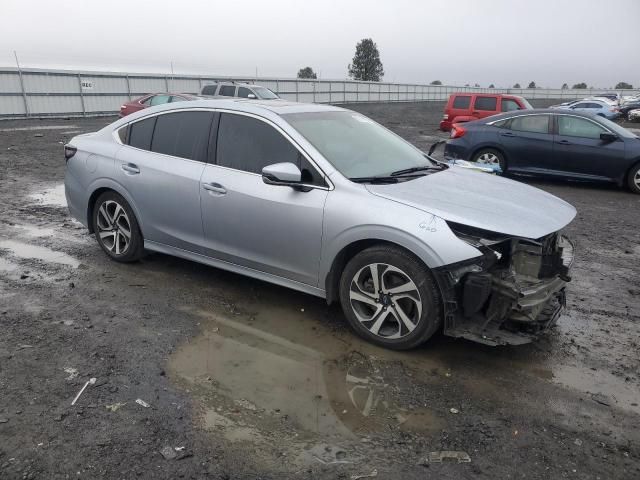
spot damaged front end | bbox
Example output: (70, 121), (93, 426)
(435, 223), (575, 346)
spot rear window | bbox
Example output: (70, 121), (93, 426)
(150, 111), (214, 162)
(474, 96), (498, 111)
(219, 85), (236, 97)
(201, 85), (218, 95)
(128, 117), (156, 150)
(452, 95), (471, 109)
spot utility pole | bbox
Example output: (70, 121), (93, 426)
(14, 50), (29, 116)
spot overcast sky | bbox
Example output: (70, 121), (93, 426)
(2, 0), (638, 88)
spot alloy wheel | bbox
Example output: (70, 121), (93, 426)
(477, 152), (500, 165)
(348, 263), (422, 339)
(634, 170), (640, 190)
(96, 200), (131, 255)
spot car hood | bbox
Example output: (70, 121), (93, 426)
(366, 167), (576, 239)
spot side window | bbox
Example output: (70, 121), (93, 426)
(474, 96), (498, 111)
(201, 84), (218, 95)
(219, 85), (236, 97)
(117, 125), (128, 143)
(216, 113), (324, 185)
(127, 117), (156, 150)
(509, 115), (550, 134)
(572, 103), (588, 109)
(151, 111), (214, 162)
(452, 95), (471, 109)
(502, 99), (521, 112)
(150, 95), (171, 106)
(141, 96), (153, 106)
(237, 87), (253, 98)
(587, 103), (602, 109)
(170, 96), (187, 103)
(557, 116), (606, 139)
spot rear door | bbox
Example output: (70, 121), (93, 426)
(495, 114), (554, 171)
(448, 94), (473, 121)
(116, 110), (214, 252)
(552, 114), (625, 179)
(472, 95), (499, 120)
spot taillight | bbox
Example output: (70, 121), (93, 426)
(450, 123), (466, 139)
(64, 145), (77, 163)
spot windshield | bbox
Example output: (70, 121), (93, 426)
(283, 111), (434, 179)
(597, 116), (638, 138)
(253, 87), (279, 99)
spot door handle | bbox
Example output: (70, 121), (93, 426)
(202, 182), (227, 195)
(557, 140), (572, 145)
(121, 163), (140, 174)
(500, 132), (516, 137)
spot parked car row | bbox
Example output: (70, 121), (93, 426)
(119, 82), (280, 117)
(549, 98), (621, 119)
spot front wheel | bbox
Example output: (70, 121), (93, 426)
(627, 163), (640, 194)
(92, 191), (144, 262)
(339, 245), (442, 350)
(471, 148), (506, 172)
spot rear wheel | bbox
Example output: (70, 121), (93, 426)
(472, 148), (506, 172)
(627, 163), (640, 194)
(92, 191), (144, 262)
(339, 245), (442, 350)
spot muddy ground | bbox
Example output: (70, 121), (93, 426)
(0, 102), (639, 480)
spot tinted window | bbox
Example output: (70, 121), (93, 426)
(219, 85), (236, 97)
(216, 113), (323, 185)
(452, 95), (471, 109)
(474, 96), (498, 111)
(557, 116), (606, 139)
(502, 99), (521, 112)
(237, 87), (253, 98)
(128, 117), (156, 150)
(509, 115), (550, 134)
(201, 85), (218, 95)
(572, 103), (589, 109)
(150, 95), (171, 106)
(151, 111), (213, 162)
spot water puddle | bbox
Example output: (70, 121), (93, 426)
(12, 224), (56, 237)
(29, 184), (67, 207)
(0, 240), (80, 268)
(0, 125), (78, 132)
(169, 308), (444, 441)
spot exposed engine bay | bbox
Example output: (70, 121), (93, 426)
(436, 223), (575, 346)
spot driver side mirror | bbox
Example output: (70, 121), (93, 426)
(262, 162), (302, 187)
(600, 132), (618, 143)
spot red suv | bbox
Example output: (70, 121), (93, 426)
(439, 93), (532, 131)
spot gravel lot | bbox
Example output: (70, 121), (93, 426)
(1, 102), (639, 479)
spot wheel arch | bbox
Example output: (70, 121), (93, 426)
(469, 144), (508, 164)
(624, 158), (640, 190)
(324, 239), (437, 305)
(85, 180), (143, 234)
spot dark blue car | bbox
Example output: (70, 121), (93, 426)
(444, 109), (640, 194)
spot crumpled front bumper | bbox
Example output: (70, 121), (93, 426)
(435, 235), (574, 346)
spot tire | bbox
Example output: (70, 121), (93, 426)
(338, 245), (442, 350)
(471, 148), (507, 172)
(627, 163), (640, 194)
(92, 191), (144, 262)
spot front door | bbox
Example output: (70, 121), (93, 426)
(552, 114), (625, 180)
(200, 112), (328, 286)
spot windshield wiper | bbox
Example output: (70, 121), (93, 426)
(390, 164), (446, 176)
(350, 176), (399, 184)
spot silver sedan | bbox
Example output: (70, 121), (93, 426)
(64, 99), (576, 349)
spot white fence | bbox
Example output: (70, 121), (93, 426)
(0, 67), (638, 118)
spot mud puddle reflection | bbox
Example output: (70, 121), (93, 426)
(169, 308), (443, 443)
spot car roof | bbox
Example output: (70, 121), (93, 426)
(481, 108), (607, 123)
(110, 98), (346, 128)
